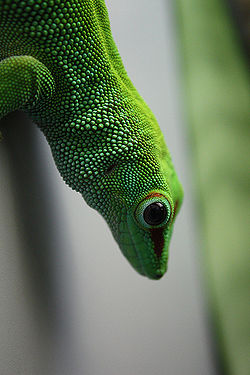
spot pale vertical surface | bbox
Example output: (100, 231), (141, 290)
(0, 112), (78, 375)
(0, 115), (56, 375)
(0, 1), (217, 375)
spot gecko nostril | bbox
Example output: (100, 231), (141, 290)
(104, 163), (117, 175)
(154, 273), (164, 280)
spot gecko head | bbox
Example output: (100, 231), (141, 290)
(52, 127), (182, 280)
(119, 190), (175, 280)
(63, 110), (183, 280)
(83, 155), (183, 280)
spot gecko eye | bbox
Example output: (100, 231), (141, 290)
(143, 202), (167, 225)
(135, 194), (172, 229)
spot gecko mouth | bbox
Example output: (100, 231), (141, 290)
(116, 210), (167, 280)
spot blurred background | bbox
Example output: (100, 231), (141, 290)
(0, 0), (249, 374)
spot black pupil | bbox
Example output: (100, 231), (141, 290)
(143, 202), (167, 226)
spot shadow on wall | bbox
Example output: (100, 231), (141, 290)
(1, 110), (60, 334)
(0, 111), (86, 374)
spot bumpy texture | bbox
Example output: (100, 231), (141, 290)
(0, 0), (183, 279)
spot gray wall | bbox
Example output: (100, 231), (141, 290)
(0, 1), (217, 374)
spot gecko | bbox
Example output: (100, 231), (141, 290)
(0, 0), (183, 280)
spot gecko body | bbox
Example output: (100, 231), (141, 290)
(0, 0), (183, 279)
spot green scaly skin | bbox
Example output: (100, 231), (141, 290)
(0, 0), (183, 280)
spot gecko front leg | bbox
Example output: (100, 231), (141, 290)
(0, 55), (54, 119)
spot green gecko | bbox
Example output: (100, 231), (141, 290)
(0, 0), (183, 280)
